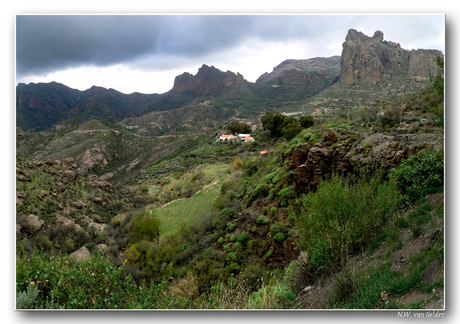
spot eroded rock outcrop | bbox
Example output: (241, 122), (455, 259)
(290, 132), (444, 192)
(339, 29), (442, 85)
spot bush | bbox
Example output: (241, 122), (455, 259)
(16, 247), (167, 309)
(227, 222), (236, 232)
(389, 148), (444, 206)
(296, 172), (400, 273)
(273, 233), (285, 242)
(237, 231), (249, 243)
(217, 237), (224, 245)
(130, 212), (160, 244)
(256, 215), (270, 225)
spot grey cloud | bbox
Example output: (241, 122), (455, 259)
(16, 15), (341, 78)
(16, 15), (444, 79)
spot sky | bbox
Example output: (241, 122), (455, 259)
(16, 14), (445, 95)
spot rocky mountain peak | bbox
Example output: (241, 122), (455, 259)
(339, 29), (443, 85)
(173, 64), (246, 95)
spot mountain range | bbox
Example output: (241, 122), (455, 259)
(16, 29), (442, 135)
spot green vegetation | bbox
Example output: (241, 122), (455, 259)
(296, 172), (400, 274)
(390, 148), (444, 207)
(261, 110), (314, 140)
(16, 70), (444, 309)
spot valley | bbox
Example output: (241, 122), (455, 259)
(15, 29), (444, 310)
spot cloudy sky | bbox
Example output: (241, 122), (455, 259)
(16, 14), (445, 94)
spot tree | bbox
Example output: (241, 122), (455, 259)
(226, 120), (252, 135)
(281, 116), (302, 140)
(261, 110), (285, 137)
(298, 115), (314, 129)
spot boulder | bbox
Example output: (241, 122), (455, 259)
(69, 246), (91, 262)
(96, 244), (107, 251)
(56, 214), (82, 231)
(72, 201), (84, 209)
(323, 128), (338, 143)
(62, 158), (77, 170)
(25, 214), (44, 233)
(63, 170), (77, 181)
(17, 175), (29, 182)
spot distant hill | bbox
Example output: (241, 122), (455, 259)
(256, 56), (341, 85)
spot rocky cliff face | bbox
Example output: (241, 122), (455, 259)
(288, 129), (444, 192)
(339, 29), (442, 85)
(173, 64), (246, 95)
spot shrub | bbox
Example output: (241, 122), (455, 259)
(217, 237), (224, 245)
(16, 284), (39, 309)
(230, 235), (237, 242)
(270, 207), (277, 217)
(256, 215), (269, 225)
(249, 283), (295, 309)
(251, 226), (258, 233)
(227, 222), (236, 232)
(296, 172), (400, 273)
(223, 244), (232, 253)
(273, 233), (285, 242)
(389, 148), (444, 206)
(237, 231), (249, 243)
(130, 212), (160, 244)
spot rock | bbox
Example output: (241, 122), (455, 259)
(339, 29), (442, 85)
(63, 169), (77, 181)
(16, 167), (22, 174)
(89, 222), (107, 232)
(69, 246), (91, 262)
(96, 244), (107, 251)
(421, 259), (443, 285)
(57, 182), (66, 192)
(62, 158), (77, 170)
(16, 224), (21, 236)
(72, 201), (84, 209)
(323, 128), (338, 143)
(56, 214), (82, 231)
(292, 131), (443, 193)
(17, 175), (29, 182)
(25, 214), (44, 233)
(91, 180), (114, 193)
(93, 215), (103, 223)
(288, 143), (310, 169)
(94, 196), (102, 204)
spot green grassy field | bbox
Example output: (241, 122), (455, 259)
(153, 164), (230, 235)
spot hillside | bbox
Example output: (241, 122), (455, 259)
(16, 79), (444, 309)
(15, 28), (444, 310)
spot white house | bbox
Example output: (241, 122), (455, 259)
(219, 135), (238, 141)
(240, 136), (254, 142)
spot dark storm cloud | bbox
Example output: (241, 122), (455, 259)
(17, 15), (323, 78)
(16, 14), (444, 80)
